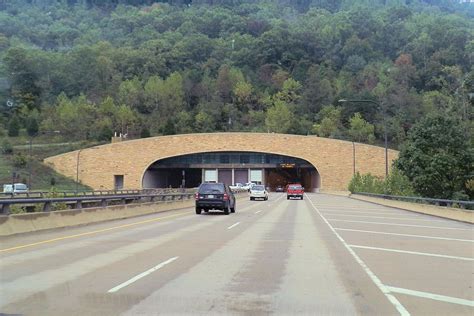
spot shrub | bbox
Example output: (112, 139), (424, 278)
(348, 172), (384, 194)
(1, 139), (13, 154)
(12, 153), (28, 168)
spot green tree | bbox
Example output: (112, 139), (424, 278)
(312, 106), (343, 138)
(265, 100), (294, 133)
(8, 115), (21, 137)
(348, 113), (375, 143)
(396, 114), (473, 199)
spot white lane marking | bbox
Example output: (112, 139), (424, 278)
(325, 214), (446, 222)
(320, 208), (420, 215)
(328, 219), (471, 231)
(255, 210), (262, 214)
(336, 228), (474, 243)
(305, 194), (410, 316)
(349, 245), (474, 261)
(108, 257), (178, 293)
(321, 210), (421, 216)
(386, 286), (474, 307)
(227, 222), (241, 230)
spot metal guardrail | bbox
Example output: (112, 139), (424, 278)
(354, 192), (474, 210)
(0, 192), (195, 215)
(0, 188), (196, 199)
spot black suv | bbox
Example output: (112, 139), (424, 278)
(195, 183), (236, 215)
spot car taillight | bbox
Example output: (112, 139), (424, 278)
(223, 193), (229, 200)
(195, 193), (199, 200)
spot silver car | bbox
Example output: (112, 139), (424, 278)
(249, 185), (268, 201)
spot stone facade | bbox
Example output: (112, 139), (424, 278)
(44, 133), (398, 191)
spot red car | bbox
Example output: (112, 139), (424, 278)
(286, 184), (304, 200)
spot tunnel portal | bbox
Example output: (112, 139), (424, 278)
(142, 152), (321, 192)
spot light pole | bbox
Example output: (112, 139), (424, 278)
(338, 99), (388, 178)
(76, 148), (83, 193)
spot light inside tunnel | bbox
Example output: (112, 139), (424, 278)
(142, 152), (321, 192)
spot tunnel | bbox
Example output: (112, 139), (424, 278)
(142, 152), (321, 192)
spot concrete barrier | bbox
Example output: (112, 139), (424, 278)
(0, 192), (250, 237)
(350, 194), (474, 224)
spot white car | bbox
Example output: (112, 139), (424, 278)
(229, 183), (244, 191)
(249, 185), (268, 201)
(3, 183), (29, 194)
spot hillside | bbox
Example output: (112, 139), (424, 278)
(0, 0), (472, 149)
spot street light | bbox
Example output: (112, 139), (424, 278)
(338, 99), (389, 178)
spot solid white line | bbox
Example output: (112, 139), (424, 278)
(255, 210), (262, 214)
(325, 214), (445, 222)
(227, 222), (241, 230)
(349, 245), (474, 261)
(335, 228), (474, 243)
(328, 219), (471, 231)
(108, 257), (178, 293)
(386, 286), (474, 307)
(305, 194), (410, 316)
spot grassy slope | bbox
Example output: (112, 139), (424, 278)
(1, 135), (97, 191)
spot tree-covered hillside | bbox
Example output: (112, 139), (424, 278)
(0, 0), (472, 148)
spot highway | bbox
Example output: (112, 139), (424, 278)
(0, 193), (472, 315)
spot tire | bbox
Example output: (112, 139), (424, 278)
(300, 196), (304, 200)
(224, 206), (230, 215)
(195, 207), (202, 215)
(231, 204), (236, 213)
(287, 196), (290, 200)
(250, 197), (254, 201)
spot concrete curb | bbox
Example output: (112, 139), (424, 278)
(0, 193), (250, 237)
(350, 194), (473, 224)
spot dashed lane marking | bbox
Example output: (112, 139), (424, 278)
(108, 257), (178, 293)
(227, 222), (241, 230)
(349, 244), (474, 261)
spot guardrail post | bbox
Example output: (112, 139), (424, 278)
(43, 202), (52, 212)
(1, 203), (10, 215)
(101, 199), (108, 207)
(121, 198), (126, 205)
(75, 201), (82, 209)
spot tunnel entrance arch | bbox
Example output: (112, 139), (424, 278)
(142, 151), (321, 192)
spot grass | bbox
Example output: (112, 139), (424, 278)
(1, 135), (101, 192)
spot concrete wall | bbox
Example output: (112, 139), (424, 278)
(44, 133), (398, 191)
(351, 194), (474, 224)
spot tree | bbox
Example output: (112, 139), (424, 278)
(348, 112), (375, 143)
(8, 115), (21, 137)
(265, 100), (294, 133)
(312, 106), (343, 138)
(396, 114), (473, 199)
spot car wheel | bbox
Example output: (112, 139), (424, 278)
(224, 206), (230, 215)
(250, 197), (254, 201)
(195, 207), (202, 214)
(300, 196), (304, 200)
(231, 205), (236, 213)
(287, 196), (290, 200)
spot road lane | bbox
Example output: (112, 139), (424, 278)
(0, 192), (472, 315)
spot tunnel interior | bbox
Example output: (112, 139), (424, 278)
(142, 152), (321, 192)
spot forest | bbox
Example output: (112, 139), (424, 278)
(0, 0), (472, 148)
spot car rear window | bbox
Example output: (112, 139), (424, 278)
(199, 183), (225, 194)
(289, 185), (302, 190)
(252, 185), (265, 191)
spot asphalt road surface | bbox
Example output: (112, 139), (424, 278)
(0, 193), (472, 315)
